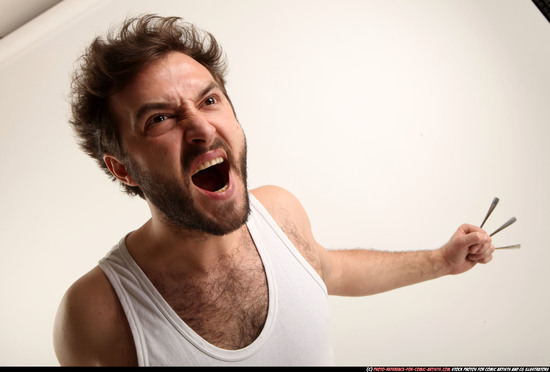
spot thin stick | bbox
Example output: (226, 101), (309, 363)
(480, 197), (499, 228)
(489, 216), (517, 237)
(495, 244), (521, 250)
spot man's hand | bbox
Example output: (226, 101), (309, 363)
(438, 224), (495, 276)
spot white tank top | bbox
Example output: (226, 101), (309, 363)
(99, 194), (334, 366)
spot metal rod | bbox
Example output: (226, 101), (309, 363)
(495, 244), (521, 250)
(480, 197), (499, 228)
(489, 216), (517, 237)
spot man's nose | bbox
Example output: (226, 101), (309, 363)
(182, 112), (216, 146)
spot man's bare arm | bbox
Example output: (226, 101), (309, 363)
(324, 223), (493, 296)
(253, 185), (494, 297)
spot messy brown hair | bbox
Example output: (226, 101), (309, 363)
(69, 14), (230, 198)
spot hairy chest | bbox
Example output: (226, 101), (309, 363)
(148, 251), (269, 350)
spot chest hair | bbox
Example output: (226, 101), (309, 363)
(147, 240), (268, 350)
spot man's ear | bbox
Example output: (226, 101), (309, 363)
(103, 154), (138, 187)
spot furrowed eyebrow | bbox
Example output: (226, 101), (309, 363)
(135, 102), (173, 125)
(133, 81), (222, 125)
(198, 81), (220, 100)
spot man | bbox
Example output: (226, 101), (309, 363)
(53, 15), (494, 366)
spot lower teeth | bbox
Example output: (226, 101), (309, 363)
(215, 184), (228, 193)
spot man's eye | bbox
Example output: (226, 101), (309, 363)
(204, 97), (218, 106)
(151, 114), (170, 123)
(145, 114), (171, 128)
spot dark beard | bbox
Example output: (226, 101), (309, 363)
(125, 139), (250, 236)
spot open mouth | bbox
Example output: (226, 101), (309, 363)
(191, 156), (230, 193)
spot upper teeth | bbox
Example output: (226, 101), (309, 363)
(193, 156), (224, 175)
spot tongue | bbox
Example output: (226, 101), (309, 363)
(192, 166), (226, 192)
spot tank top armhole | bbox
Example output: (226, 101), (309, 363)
(99, 255), (149, 366)
(249, 193), (328, 295)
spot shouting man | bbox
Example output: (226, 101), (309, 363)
(53, 15), (494, 366)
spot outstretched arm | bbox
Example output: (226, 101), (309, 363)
(323, 224), (494, 296)
(252, 186), (494, 297)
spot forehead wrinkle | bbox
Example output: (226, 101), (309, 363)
(115, 53), (225, 129)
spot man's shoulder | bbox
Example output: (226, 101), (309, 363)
(58, 266), (118, 317)
(250, 185), (319, 258)
(53, 266), (136, 365)
(250, 185), (306, 220)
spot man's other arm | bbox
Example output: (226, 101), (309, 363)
(253, 185), (494, 297)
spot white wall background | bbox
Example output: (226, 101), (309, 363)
(1, 0), (548, 366)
